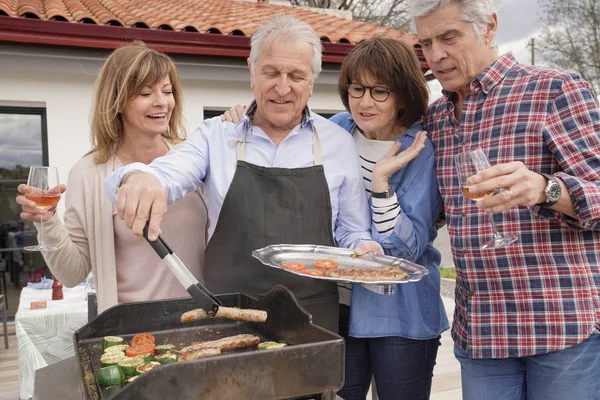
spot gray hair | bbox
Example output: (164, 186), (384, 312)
(408, 0), (498, 45)
(249, 14), (323, 78)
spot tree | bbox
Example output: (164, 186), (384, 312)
(292, 0), (410, 30)
(537, 0), (600, 94)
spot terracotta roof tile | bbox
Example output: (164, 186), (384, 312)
(0, 0), (418, 45)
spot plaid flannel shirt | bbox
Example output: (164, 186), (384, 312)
(425, 52), (600, 359)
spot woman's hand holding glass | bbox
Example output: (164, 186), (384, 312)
(16, 166), (66, 251)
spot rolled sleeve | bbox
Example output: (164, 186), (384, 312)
(532, 77), (600, 230)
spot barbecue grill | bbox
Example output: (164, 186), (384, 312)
(73, 285), (344, 400)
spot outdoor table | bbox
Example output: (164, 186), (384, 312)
(15, 285), (87, 400)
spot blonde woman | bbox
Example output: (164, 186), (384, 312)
(16, 41), (208, 313)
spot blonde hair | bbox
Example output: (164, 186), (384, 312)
(88, 41), (185, 164)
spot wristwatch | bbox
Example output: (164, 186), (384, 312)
(538, 173), (561, 207)
(371, 187), (392, 199)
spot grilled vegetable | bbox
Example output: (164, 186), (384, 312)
(126, 342), (155, 357)
(126, 375), (139, 383)
(155, 353), (178, 364)
(104, 344), (129, 353)
(140, 353), (155, 362)
(155, 344), (176, 355)
(131, 333), (155, 346)
(257, 341), (288, 350)
(97, 365), (124, 387)
(117, 356), (144, 377)
(102, 336), (124, 350)
(136, 361), (161, 374)
(100, 351), (126, 367)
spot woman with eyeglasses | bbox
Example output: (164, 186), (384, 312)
(330, 37), (449, 400)
(220, 36), (448, 400)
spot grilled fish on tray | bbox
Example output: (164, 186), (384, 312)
(252, 244), (429, 284)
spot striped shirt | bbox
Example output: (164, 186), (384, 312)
(353, 129), (402, 235)
(425, 52), (600, 359)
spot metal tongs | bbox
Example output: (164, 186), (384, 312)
(143, 224), (222, 317)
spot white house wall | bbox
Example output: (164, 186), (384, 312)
(0, 43), (344, 218)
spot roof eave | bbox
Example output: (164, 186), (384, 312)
(0, 16), (352, 63)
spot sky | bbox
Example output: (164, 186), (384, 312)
(427, 0), (545, 100)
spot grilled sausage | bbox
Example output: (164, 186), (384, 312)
(180, 334), (261, 354)
(181, 306), (268, 323)
(178, 346), (221, 361)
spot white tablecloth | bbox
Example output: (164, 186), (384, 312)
(15, 285), (88, 400)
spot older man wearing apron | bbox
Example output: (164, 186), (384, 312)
(104, 16), (379, 333)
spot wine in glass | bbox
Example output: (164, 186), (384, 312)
(23, 166), (61, 252)
(455, 148), (518, 250)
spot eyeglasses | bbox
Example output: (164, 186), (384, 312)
(346, 83), (392, 102)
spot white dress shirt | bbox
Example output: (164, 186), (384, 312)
(103, 107), (373, 249)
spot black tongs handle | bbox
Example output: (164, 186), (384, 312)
(143, 223), (221, 316)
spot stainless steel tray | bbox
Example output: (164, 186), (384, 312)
(252, 244), (429, 284)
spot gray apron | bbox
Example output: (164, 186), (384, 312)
(204, 127), (339, 333)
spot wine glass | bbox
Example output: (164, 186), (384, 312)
(455, 148), (518, 250)
(23, 166), (61, 252)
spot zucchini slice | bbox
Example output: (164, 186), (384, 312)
(104, 344), (129, 353)
(155, 344), (176, 355)
(97, 365), (124, 387)
(102, 336), (124, 350)
(140, 353), (155, 363)
(155, 353), (178, 364)
(257, 341), (288, 350)
(126, 375), (140, 383)
(136, 361), (161, 374)
(100, 351), (126, 367)
(117, 356), (144, 377)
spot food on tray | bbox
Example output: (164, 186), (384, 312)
(104, 344), (129, 353)
(257, 341), (287, 350)
(155, 344), (176, 355)
(100, 351), (127, 367)
(102, 336), (125, 350)
(181, 306), (268, 323)
(126, 333), (156, 357)
(302, 269), (324, 277)
(136, 361), (161, 374)
(155, 353), (178, 364)
(178, 346), (222, 361)
(323, 266), (409, 281)
(181, 334), (262, 354)
(97, 365), (124, 387)
(282, 262), (307, 271)
(314, 259), (339, 269)
(118, 356), (145, 377)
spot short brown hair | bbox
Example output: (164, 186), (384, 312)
(338, 37), (428, 128)
(88, 41), (185, 164)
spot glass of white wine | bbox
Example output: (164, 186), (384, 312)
(24, 166), (61, 252)
(455, 148), (518, 250)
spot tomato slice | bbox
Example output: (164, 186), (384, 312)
(131, 333), (155, 346)
(314, 259), (338, 270)
(126, 343), (156, 357)
(303, 269), (324, 277)
(282, 262), (307, 272)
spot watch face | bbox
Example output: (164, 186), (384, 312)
(548, 182), (561, 201)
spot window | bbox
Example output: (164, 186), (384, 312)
(0, 106), (49, 319)
(203, 109), (225, 120)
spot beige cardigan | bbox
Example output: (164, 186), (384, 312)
(37, 152), (206, 313)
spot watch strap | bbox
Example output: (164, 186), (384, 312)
(371, 187), (391, 199)
(538, 173), (560, 207)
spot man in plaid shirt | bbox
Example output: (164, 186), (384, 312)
(409, 0), (600, 399)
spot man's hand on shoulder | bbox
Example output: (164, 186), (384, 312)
(117, 172), (167, 241)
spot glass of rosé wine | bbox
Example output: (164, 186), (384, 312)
(455, 148), (518, 250)
(23, 166), (61, 252)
